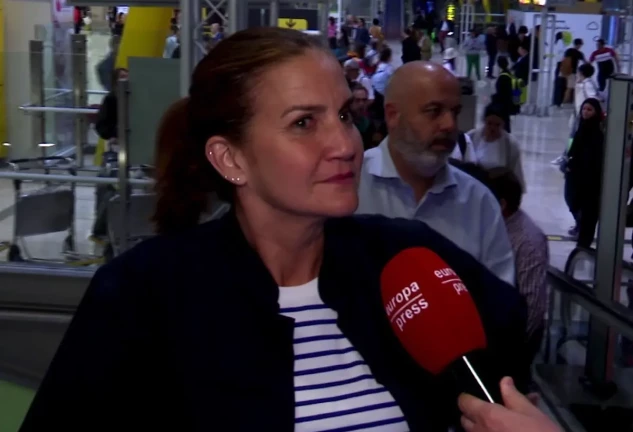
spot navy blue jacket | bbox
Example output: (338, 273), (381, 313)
(20, 213), (529, 432)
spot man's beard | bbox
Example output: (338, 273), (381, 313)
(391, 125), (455, 178)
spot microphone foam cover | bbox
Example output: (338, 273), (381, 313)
(380, 247), (487, 374)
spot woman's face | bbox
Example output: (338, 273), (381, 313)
(581, 103), (596, 120)
(230, 50), (363, 219)
(484, 115), (504, 138)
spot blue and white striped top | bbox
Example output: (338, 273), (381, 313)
(279, 278), (409, 432)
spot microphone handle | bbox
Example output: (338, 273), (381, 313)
(461, 355), (496, 404)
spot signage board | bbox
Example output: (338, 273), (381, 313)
(277, 18), (308, 30)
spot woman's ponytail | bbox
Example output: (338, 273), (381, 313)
(153, 98), (216, 235)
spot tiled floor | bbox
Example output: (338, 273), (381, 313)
(0, 36), (628, 270)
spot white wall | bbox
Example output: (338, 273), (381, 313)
(3, 0), (52, 159)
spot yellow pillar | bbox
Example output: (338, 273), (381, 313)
(114, 7), (173, 70)
(482, 0), (492, 23)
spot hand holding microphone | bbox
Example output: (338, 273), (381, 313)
(458, 377), (562, 432)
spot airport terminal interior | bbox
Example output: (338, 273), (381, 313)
(1, 1), (633, 431)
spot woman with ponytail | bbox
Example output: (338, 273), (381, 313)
(22, 27), (532, 432)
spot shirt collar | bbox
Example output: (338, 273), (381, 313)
(505, 209), (523, 230)
(366, 137), (458, 194)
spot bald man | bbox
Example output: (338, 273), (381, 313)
(356, 62), (516, 286)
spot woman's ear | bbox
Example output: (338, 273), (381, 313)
(205, 137), (246, 186)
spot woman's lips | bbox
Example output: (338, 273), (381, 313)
(324, 172), (355, 184)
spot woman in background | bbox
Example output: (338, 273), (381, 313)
(564, 98), (604, 245)
(466, 104), (526, 192)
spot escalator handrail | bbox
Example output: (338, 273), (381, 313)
(548, 266), (633, 339)
(564, 246), (633, 277)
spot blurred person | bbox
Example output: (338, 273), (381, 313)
(494, 56), (520, 132)
(437, 13), (454, 53)
(210, 23), (224, 44)
(112, 11), (125, 36)
(350, 85), (379, 150)
(463, 29), (483, 81)
(556, 62), (599, 170)
(418, 29), (433, 61)
(443, 47), (458, 75)
(590, 38), (619, 92)
(564, 98), (604, 245)
(328, 16), (337, 49)
(21, 27), (530, 432)
(363, 40), (380, 75)
(73, 7), (83, 34)
(562, 39), (586, 104)
(510, 25), (527, 63)
(496, 26), (509, 60)
(466, 104), (526, 191)
(459, 165), (546, 362)
(355, 17), (371, 49)
(369, 18), (384, 49)
(96, 35), (120, 92)
(459, 377), (562, 432)
(95, 68), (129, 143)
(512, 46), (529, 85)
(163, 25), (179, 59)
(552, 32), (566, 107)
(357, 62), (516, 285)
(402, 28), (422, 64)
(92, 67), (129, 242)
(371, 47), (393, 98)
(370, 47), (393, 121)
(344, 58), (374, 103)
(485, 26), (498, 79)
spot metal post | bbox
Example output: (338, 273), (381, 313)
(29, 40), (46, 156)
(180, 0), (192, 97)
(192, 0), (202, 66)
(270, 0), (279, 26)
(228, 0), (238, 34)
(117, 78), (130, 253)
(70, 34), (87, 167)
(587, 76), (633, 386)
(536, 14), (555, 117)
(318, 1), (330, 42)
(524, 14), (538, 115)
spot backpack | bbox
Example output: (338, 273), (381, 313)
(500, 72), (523, 114)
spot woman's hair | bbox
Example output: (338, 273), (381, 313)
(579, 98), (604, 124)
(379, 47), (392, 63)
(454, 164), (523, 212)
(487, 167), (523, 213)
(578, 63), (595, 78)
(373, 18), (379, 26)
(497, 56), (509, 71)
(153, 27), (328, 234)
(483, 103), (505, 122)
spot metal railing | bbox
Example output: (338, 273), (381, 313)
(535, 251), (633, 432)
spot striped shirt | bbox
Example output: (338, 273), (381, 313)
(279, 278), (409, 432)
(505, 210), (549, 335)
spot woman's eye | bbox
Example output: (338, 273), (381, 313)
(340, 110), (354, 123)
(293, 116), (314, 129)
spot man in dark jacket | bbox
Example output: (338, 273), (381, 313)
(485, 26), (498, 78)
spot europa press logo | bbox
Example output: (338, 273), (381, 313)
(384, 281), (429, 331)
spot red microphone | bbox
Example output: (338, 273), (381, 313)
(381, 247), (495, 403)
